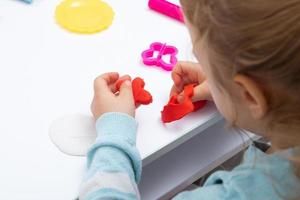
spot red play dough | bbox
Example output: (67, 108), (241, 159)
(132, 78), (153, 106)
(116, 77), (153, 106)
(161, 84), (206, 123)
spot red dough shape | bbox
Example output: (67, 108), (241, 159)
(116, 77), (153, 106)
(161, 84), (206, 123)
(132, 78), (153, 106)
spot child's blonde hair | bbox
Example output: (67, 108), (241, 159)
(180, 0), (300, 192)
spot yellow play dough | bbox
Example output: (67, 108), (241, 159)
(55, 0), (114, 34)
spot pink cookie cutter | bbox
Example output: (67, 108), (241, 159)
(141, 42), (178, 71)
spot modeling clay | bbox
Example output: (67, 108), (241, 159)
(116, 77), (153, 106)
(148, 0), (184, 23)
(55, 0), (114, 34)
(142, 42), (178, 71)
(161, 84), (206, 123)
(132, 78), (153, 106)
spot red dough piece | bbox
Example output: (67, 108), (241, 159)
(116, 77), (153, 106)
(161, 84), (207, 123)
(132, 78), (153, 106)
(161, 96), (194, 123)
(193, 100), (206, 111)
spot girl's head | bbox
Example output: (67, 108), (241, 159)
(180, 0), (300, 149)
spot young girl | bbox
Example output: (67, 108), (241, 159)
(79, 0), (300, 199)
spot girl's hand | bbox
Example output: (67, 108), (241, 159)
(91, 72), (135, 119)
(170, 61), (212, 102)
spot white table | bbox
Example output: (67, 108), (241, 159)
(0, 1), (255, 199)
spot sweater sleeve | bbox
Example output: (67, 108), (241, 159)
(79, 112), (141, 200)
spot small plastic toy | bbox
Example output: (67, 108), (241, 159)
(161, 84), (206, 123)
(142, 42), (178, 71)
(148, 0), (184, 23)
(55, 0), (114, 34)
(116, 77), (153, 106)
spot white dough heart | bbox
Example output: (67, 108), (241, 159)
(49, 114), (96, 156)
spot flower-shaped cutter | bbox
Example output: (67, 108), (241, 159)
(141, 42), (178, 71)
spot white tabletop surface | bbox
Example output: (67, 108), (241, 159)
(0, 0), (219, 199)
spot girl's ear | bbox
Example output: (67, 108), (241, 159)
(234, 74), (268, 119)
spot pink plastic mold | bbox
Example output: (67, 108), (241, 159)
(141, 42), (178, 71)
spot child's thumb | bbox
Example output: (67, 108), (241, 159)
(192, 82), (212, 102)
(177, 82), (211, 103)
(119, 80), (133, 98)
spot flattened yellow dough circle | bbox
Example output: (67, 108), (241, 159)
(55, 0), (114, 34)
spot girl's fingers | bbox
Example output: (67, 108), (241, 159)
(94, 72), (119, 93)
(192, 82), (212, 101)
(172, 61), (201, 84)
(169, 84), (183, 98)
(172, 62), (193, 86)
(177, 82), (212, 103)
(119, 80), (133, 99)
(171, 68), (182, 86)
(113, 75), (132, 92)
